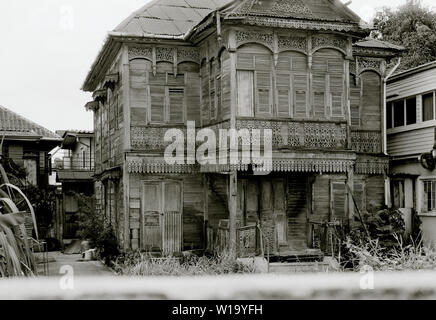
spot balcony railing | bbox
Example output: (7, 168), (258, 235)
(351, 130), (382, 154)
(53, 157), (95, 171)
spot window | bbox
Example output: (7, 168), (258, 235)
(150, 71), (185, 124)
(388, 96), (418, 128)
(422, 92), (434, 122)
(406, 97), (417, 125)
(423, 180), (436, 213)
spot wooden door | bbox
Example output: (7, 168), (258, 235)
(273, 180), (287, 246)
(162, 181), (183, 255)
(142, 182), (163, 251)
(142, 181), (183, 254)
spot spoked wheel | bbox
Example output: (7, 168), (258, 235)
(0, 184), (38, 240)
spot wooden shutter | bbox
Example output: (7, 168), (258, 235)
(276, 73), (292, 117)
(353, 181), (365, 213)
(129, 59), (149, 109)
(350, 74), (361, 126)
(330, 74), (344, 118)
(237, 70), (254, 117)
(331, 181), (347, 220)
(200, 62), (210, 125)
(142, 182), (162, 251)
(361, 71), (382, 130)
(293, 74), (308, 118)
(313, 74), (326, 118)
(273, 180), (287, 246)
(149, 73), (166, 123)
(255, 71), (272, 116)
(168, 88), (184, 123)
(163, 181), (182, 254)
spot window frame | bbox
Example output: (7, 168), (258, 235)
(388, 95), (418, 129)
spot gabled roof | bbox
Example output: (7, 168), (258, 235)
(354, 39), (405, 51)
(222, 0), (362, 23)
(113, 0), (232, 37)
(0, 105), (62, 142)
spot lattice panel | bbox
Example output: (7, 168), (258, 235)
(351, 131), (381, 154)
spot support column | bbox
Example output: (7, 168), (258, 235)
(228, 171), (238, 257)
(347, 166), (355, 222)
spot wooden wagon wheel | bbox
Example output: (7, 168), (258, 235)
(0, 184), (38, 240)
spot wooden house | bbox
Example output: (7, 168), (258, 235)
(53, 130), (95, 243)
(387, 61), (436, 246)
(0, 105), (61, 187)
(82, 0), (402, 259)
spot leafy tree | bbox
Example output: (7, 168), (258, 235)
(372, 0), (436, 71)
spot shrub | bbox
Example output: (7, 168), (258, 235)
(113, 251), (255, 276)
(344, 235), (436, 272)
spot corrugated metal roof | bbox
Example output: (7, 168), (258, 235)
(113, 0), (232, 37)
(354, 39), (405, 51)
(0, 105), (62, 141)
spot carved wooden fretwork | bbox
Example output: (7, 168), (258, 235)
(156, 47), (174, 62)
(131, 126), (186, 150)
(235, 30), (274, 50)
(278, 36), (307, 53)
(351, 131), (382, 154)
(103, 73), (119, 91)
(177, 47), (200, 64)
(85, 101), (99, 111)
(127, 159), (198, 174)
(244, 17), (355, 33)
(128, 46), (153, 60)
(357, 57), (383, 75)
(350, 60), (357, 75)
(271, 0), (312, 16)
(312, 35), (348, 53)
(235, 120), (347, 150)
(93, 89), (107, 104)
(237, 226), (257, 258)
(355, 157), (389, 175)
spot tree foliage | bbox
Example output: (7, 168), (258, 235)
(373, 0), (436, 71)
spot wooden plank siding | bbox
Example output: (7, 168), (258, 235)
(388, 126), (435, 157)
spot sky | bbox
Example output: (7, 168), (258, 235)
(0, 0), (435, 133)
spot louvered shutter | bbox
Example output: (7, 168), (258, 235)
(331, 181), (347, 220)
(168, 88), (184, 123)
(350, 75), (361, 126)
(313, 74), (326, 118)
(200, 63), (210, 125)
(149, 73), (166, 123)
(330, 74), (344, 118)
(276, 73), (292, 117)
(255, 71), (272, 116)
(293, 74), (308, 118)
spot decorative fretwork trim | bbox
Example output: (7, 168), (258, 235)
(355, 159), (389, 175)
(128, 46), (153, 61)
(235, 30), (274, 51)
(357, 57), (384, 76)
(278, 36), (307, 53)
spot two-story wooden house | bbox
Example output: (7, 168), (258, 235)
(82, 0), (402, 259)
(387, 61), (436, 247)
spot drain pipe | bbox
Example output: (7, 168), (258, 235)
(383, 57), (402, 208)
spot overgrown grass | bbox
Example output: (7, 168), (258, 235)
(113, 251), (255, 276)
(344, 234), (436, 272)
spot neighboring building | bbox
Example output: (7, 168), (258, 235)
(53, 130), (95, 243)
(0, 105), (62, 186)
(387, 61), (436, 246)
(82, 0), (402, 258)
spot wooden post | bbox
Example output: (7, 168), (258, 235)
(347, 166), (355, 223)
(228, 171), (238, 258)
